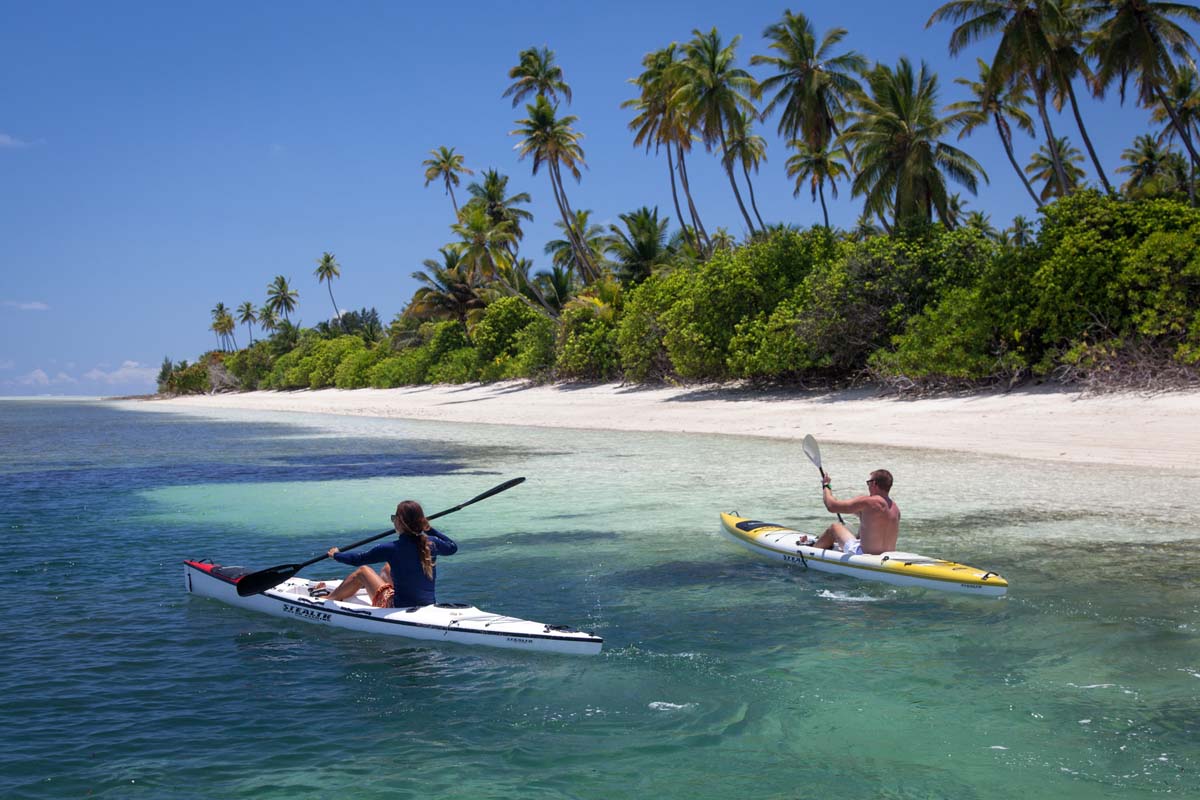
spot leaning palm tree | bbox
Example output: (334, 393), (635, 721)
(606, 206), (674, 286)
(511, 95), (598, 282)
(1026, 136), (1087, 201)
(236, 301), (257, 345)
(503, 46), (572, 107)
(464, 169), (534, 253)
(724, 110), (768, 230)
(1089, 0), (1200, 167)
(314, 252), (342, 329)
(625, 44), (709, 252)
(928, 1), (1073, 196)
(841, 58), (988, 229)
(950, 58), (1044, 208)
(266, 275), (298, 322)
(751, 9), (865, 162)
(785, 141), (848, 229)
(673, 27), (760, 235)
(422, 146), (473, 215)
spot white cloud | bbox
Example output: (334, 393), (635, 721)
(0, 133), (30, 149)
(15, 369), (75, 386)
(83, 360), (157, 386)
(2, 300), (49, 311)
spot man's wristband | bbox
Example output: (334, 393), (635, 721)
(822, 484), (831, 490)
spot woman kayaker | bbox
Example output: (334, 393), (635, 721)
(323, 500), (458, 607)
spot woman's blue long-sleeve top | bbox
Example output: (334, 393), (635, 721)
(332, 529), (458, 607)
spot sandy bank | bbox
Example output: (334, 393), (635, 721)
(132, 382), (1200, 470)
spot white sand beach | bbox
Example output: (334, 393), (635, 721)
(136, 382), (1200, 470)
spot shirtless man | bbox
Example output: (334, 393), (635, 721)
(807, 469), (900, 555)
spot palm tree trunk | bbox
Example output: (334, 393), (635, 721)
(741, 160), (766, 230)
(1033, 81), (1070, 195)
(548, 161), (596, 282)
(230, 330), (238, 351)
(818, 181), (829, 229)
(666, 142), (694, 250)
(1064, 81), (1113, 194)
(246, 323), (254, 345)
(327, 284), (340, 330)
(1155, 83), (1200, 170)
(447, 181), (459, 216)
(997, 116), (1044, 208)
(676, 149), (711, 250)
(717, 127), (756, 234)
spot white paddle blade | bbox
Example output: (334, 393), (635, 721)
(802, 434), (822, 468)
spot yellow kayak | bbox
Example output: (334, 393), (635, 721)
(720, 513), (1008, 597)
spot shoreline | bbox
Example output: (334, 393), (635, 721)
(123, 381), (1200, 470)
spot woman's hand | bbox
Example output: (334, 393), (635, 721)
(327, 547), (340, 558)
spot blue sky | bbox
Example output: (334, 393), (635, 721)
(1, 0), (1168, 395)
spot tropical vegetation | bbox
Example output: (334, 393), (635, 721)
(161, 6), (1200, 396)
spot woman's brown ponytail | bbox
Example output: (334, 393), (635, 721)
(395, 500), (434, 579)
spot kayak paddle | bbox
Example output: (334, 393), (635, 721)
(802, 434), (844, 524)
(235, 476), (526, 597)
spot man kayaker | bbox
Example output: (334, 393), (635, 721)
(806, 469), (900, 555)
(322, 500), (458, 607)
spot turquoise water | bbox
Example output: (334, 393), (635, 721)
(2, 398), (1197, 799)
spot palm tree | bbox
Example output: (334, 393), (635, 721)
(724, 110), (768, 230)
(709, 227), (737, 252)
(965, 209), (1000, 240)
(1045, 0), (1114, 194)
(950, 58), (1044, 208)
(841, 58), (988, 229)
(503, 46), (572, 107)
(626, 45), (704, 252)
(210, 303), (236, 351)
(751, 10), (866, 162)
(849, 213), (881, 241)
(1089, 0), (1200, 167)
(422, 146), (473, 215)
(451, 204), (516, 284)
(1004, 214), (1037, 247)
(236, 301), (257, 345)
(257, 305), (278, 335)
(533, 263), (578, 314)
(606, 206), (674, 286)
(785, 141), (848, 229)
(266, 275), (298, 322)
(545, 209), (607, 274)
(1026, 135), (1086, 201)
(464, 169), (534, 253)
(1117, 133), (1189, 197)
(314, 252), (342, 329)
(674, 27), (760, 235)
(928, 1), (1072, 196)
(408, 245), (486, 324)
(511, 95), (598, 282)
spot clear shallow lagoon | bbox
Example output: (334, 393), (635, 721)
(2, 398), (1197, 798)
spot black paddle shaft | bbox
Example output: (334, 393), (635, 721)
(235, 477), (525, 597)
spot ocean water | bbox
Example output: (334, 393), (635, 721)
(1, 398), (1197, 799)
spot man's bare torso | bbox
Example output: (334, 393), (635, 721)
(858, 496), (901, 554)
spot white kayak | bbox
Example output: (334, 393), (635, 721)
(184, 559), (603, 655)
(720, 513), (1008, 597)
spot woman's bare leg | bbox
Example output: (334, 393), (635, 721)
(328, 565), (385, 601)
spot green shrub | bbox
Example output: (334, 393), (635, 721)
(164, 360), (210, 394)
(473, 297), (545, 363)
(426, 347), (479, 384)
(509, 315), (558, 379)
(334, 347), (388, 389)
(616, 271), (688, 382)
(308, 335), (365, 388)
(369, 348), (435, 387)
(224, 341), (274, 390)
(556, 305), (619, 380)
